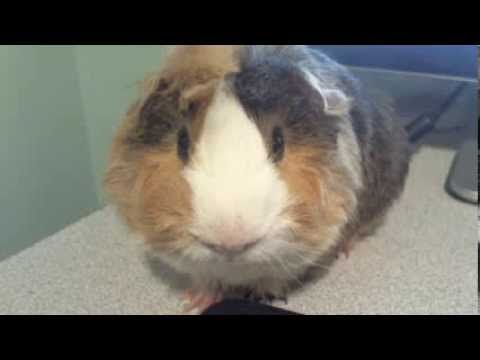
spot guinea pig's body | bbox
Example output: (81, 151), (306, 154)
(104, 45), (411, 312)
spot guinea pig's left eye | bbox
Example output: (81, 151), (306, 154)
(177, 127), (190, 162)
(271, 126), (285, 162)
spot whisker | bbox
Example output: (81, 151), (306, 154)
(267, 252), (304, 287)
(289, 251), (331, 271)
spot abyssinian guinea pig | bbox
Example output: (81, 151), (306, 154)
(104, 45), (411, 312)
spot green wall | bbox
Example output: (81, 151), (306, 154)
(0, 45), (169, 260)
(0, 46), (99, 260)
(74, 45), (169, 203)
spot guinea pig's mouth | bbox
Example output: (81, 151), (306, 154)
(185, 222), (300, 264)
(193, 236), (264, 262)
(161, 230), (321, 285)
(189, 239), (304, 275)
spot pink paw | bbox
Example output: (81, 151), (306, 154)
(339, 239), (354, 259)
(181, 290), (223, 314)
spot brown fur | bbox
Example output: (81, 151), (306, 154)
(104, 46), (239, 251)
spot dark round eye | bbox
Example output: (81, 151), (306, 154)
(271, 127), (285, 162)
(177, 127), (190, 162)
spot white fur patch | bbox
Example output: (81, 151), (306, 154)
(183, 84), (292, 253)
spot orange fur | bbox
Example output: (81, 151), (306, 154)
(279, 145), (354, 248)
(135, 148), (193, 248)
(162, 45), (239, 80)
(104, 143), (193, 249)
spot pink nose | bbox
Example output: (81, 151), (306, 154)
(201, 239), (259, 256)
(200, 220), (261, 256)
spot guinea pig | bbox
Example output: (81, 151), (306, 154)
(104, 45), (411, 313)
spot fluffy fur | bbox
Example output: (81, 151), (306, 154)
(104, 45), (411, 301)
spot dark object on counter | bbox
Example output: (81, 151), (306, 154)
(202, 299), (301, 315)
(405, 82), (468, 144)
(446, 140), (478, 205)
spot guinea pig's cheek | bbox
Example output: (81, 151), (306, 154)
(278, 147), (350, 248)
(134, 151), (195, 248)
(278, 150), (321, 225)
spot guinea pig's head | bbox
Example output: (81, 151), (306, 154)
(104, 46), (358, 275)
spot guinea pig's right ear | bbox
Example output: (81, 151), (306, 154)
(127, 75), (180, 147)
(147, 72), (218, 115)
(131, 76), (219, 147)
(139, 72), (171, 99)
(178, 79), (219, 116)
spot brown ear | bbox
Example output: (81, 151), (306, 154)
(146, 71), (219, 115)
(178, 79), (219, 115)
(130, 75), (220, 148)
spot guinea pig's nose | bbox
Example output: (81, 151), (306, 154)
(201, 240), (259, 257)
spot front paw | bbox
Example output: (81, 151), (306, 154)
(180, 289), (223, 315)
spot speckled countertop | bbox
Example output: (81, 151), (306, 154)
(0, 146), (477, 315)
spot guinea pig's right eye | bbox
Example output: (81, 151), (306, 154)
(177, 127), (190, 162)
(271, 126), (285, 163)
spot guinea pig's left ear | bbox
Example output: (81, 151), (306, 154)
(303, 70), (351, 116)
(318, 88), (351, 116)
